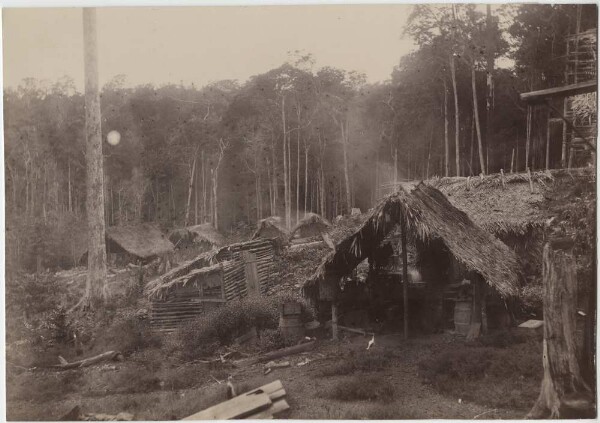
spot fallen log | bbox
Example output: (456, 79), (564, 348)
(258, 341), (315, 363)
(52, 351), (123, 370)
(236, 341), (315, 367)
(338, 325), (373, 337)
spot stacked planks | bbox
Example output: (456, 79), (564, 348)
(182, 380), (289, 420)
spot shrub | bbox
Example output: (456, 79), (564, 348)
(175, 293), (314, 359)
(256, 328), (285, 352)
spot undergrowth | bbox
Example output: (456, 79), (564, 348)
(325, 375), (395, 403)
(418, 332), (542, 410)
(174, 293), (314, 359)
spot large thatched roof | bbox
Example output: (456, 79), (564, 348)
(427, 168), (595, 236)
(303, 183), (521, 300)
(107, 224), (174, 259)
(427, 172), (549, 236)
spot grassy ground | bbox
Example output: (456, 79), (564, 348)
(6, 330), (541, 420)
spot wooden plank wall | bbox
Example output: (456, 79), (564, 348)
(151, 239), (275, 331)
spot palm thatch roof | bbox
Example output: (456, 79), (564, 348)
(303, 183), (521, 301)
(169, 223), (225, 248)
(427, 168), (594, 236)
(144, 260), (227, 300)
(144, 238), (276, 300)
(107, 224), (174, 259)
(289, 212), (331, 240)
(252, 216), (290, 240)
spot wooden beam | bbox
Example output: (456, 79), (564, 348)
(520, 80), (596, 104)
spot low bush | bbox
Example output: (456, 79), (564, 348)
(175, 293), (314, 359)
(256, 328), (285, 352)
(326, 375), (395, 402)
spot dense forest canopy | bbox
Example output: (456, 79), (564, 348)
(4, 4), (597, 272)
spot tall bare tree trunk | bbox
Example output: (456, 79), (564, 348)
(444, 78), (450, 177)
(195, 151), (199, 225)
(304, 141), (309, 216)
(450, 57), (460, 176)
(319, 131), (326, 218)
(68, 159), (73, 213)
(83, 8), (107, 307)
(341, 119), (352, 214)
(271, 136), (277, 216)
(485, 4), (495, 176)
(281, 96), (290, 228)
(184, 150), (198, 227)
(527, 240), (594, 418)
(471, 65), (486, 175)
(296, 114), (301, 224)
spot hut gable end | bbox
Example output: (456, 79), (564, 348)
(303, 183), (521, 301)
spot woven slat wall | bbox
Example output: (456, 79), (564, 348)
(151, 239), (275, 331)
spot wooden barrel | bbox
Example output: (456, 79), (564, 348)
(454, 300), (472, 335)
(279, 315), (305, 345)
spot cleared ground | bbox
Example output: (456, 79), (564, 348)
(7, 331), (540, 420)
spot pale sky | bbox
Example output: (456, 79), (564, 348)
(3, 5), (419, 91)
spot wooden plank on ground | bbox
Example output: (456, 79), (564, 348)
(244, 380), (283, 397)
(246, 399), (290, 419)
(182, 392), (271, 420)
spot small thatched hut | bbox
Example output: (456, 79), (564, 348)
(252, 216), (290, 243)
(289, 213), (331, 242)
(168, 223), (225, 252)
(79, 224), (174, 266)
(145, 238), (275, 331)
(303, 182), (520, 335)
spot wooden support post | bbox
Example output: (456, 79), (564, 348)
(500, 168), (506, 189)
(527, 239), (594, 419)
(481, 282), (488, 335)
(400, 211), (409, 340)
(472, 279), (482, 326)
(331, 302), (338, 341)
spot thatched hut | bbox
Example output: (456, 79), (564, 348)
(289, 213), (331, 242)
(252, 216), (290, 243)
(79, 224), (174, 266)
(168, 223), (225, 252)
(303, 182), (520, 336)
(144, 238), (275, 331)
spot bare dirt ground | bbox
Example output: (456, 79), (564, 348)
(7, 332), (534, 420)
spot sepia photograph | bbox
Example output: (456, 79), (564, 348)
(2, 2), (598, 420)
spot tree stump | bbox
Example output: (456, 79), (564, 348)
(527, 240), (595, 419)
